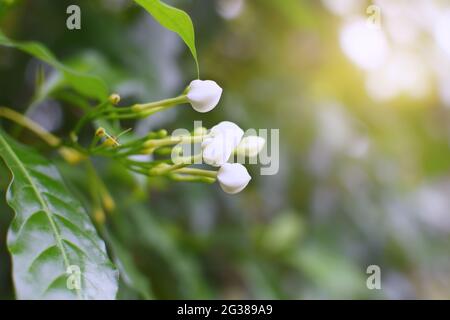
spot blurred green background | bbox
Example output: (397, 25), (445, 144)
(1, 0), (450, 299)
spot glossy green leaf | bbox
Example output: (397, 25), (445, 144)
(0, 130), (118, 299)
(133, 0), (199, 76)
(0, 29), (108, 100)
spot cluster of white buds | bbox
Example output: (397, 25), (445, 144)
(197, 121), (265, 194)
(88, 79), (265, 195)
(179, 80), (265, 194)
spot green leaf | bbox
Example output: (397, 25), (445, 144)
(0, 29), (108, 101)
(0, 130), (118, 299)
(133, 0), (199, 76)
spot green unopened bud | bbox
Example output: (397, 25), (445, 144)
(102, 136), (120, 147)
(70, 132), (78, 143)
(93, 207), (106, 225)
(157, 129), (168, 138)
(59, 147), (87, 165)
(102, 193), (116, 213)
(109, 93), (121, 105)
(95, 127), (106, 137)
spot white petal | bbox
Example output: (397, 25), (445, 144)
(186, 80), (223, 113)
(217, 163), (251, 194)
(201, 121), (244, 166)
(202, 136), (235, 167)
(210, 121), (244, 148)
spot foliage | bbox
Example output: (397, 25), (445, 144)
(0, 0), (449, 300)
(0, 130), (117, 299)
(133, 0), (199, 76)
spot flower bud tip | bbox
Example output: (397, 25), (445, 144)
(95, 127), (106, 137)
(93, 208), (106, 225)
(186, 79), (223, 113)
(217, 163), (251, 194)
(109, 93), (121, 105)
(102, 194), (116, 212)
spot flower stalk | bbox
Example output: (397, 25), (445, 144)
(1, 78), (263, 194)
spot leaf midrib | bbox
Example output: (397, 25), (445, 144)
(0, 133), (81, 299)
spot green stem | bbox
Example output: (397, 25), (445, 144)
(150, 162), (189, 175)
(173, 167), (218, 179)
(0, 107), (61, 146)
(94, 95), (187, 121)
(145, 134), (209, 149)
(169, 174), (216, 184)
(130, 95), (188, 112)
(72, 99), (111, 136)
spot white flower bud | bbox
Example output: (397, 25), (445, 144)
(217, 163), (251, 194)
(235, 136), (265, 157)
(209, 121), (244, 139)
(202, 139), (233, 167)
(202, 121), (244, 166)
(186, 80), (223, 113)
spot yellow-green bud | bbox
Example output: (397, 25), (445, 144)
(95, 127), (106, 137)
(58, 147), (87, 165)
(157, 129), (168, 138)
(102, 194), (116, 212)
(93, 207), (106, 225)
(108, 93), (121, 105)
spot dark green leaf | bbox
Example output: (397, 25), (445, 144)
(0, 130), (118, 299)
(133, 0), (199, 76)
(0, 29), (108, 101)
